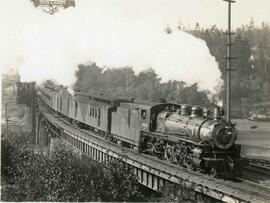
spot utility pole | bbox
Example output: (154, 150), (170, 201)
(224, 0), (235, 123)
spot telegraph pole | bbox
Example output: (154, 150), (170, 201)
(224, 0), (235, 123)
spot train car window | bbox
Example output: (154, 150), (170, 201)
(141, 110), (147, 119)
(60, 98), (62, 111)
(128, 109), (131, 127)
(95, 109), (97, 118)
(67, 99), (69, 115)
(75, 102), (78, 117)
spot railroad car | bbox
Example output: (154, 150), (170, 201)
(39, 86), (52, 107)
(73, 90), (131, 133)
(38, 84), (247, 178)
(56, 89), (70, 116)
(67, 95), (76, 121)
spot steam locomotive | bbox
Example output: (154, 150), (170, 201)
(38, 84), (247, 178)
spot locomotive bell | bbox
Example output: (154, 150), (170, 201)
(181, 104), (192, 116)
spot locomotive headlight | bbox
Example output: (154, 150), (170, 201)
(213, 125), (236, 149)
(217, 129), (232, 144)
(229, 161), (234, 170)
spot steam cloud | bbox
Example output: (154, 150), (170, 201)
(1, 0), (221, 92)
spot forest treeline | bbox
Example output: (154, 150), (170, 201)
(73, 19), (270, 113)
(73, 64), (212, 107)
(186, 19), (270, 106)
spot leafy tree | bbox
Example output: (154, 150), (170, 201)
(232, 35), (253, 79)
(73, 64), (211, 106)
(96, 158), (144, 201)
(1, 139), (15, 180)
(43, 79), (58, 87)
(1, 133), (147, 202)
(73, 63), (103, 91)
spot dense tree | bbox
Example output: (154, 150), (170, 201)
(1, 133), (146, 202)
(96, 158), (145, 201)
(185, 20), (270, 116)
(73, 65), (212, 106)
(232, 35), (253, 79)
(73, 63), (103, 91)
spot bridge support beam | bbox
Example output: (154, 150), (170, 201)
(35, 115), (53, 154)
(50, 136), (60, 156)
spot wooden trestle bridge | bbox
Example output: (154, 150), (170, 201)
(34, 96), (270, 203)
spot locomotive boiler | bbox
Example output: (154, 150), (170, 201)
(156, 105), (237, 149)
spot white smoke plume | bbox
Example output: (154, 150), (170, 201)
(1, 0), (221, 92)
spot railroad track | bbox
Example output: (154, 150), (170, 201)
(250, 159), (270, 169)
(235, 178), (270, 199)
(245, 162), (270, 176)
(37, 99), (270, 203)
(239, 158), (270, 190)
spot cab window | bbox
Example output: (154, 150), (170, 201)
(141, 110), (147, 119)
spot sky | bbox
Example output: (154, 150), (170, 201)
(0, 0), (269, 92)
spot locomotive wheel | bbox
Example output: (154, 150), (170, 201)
(164, 145), (177, 163)
(183, 157), (193, 169)
(165, 152), (176, 163)
(210, 167), (218, 178)
(164, 146), (172, 161)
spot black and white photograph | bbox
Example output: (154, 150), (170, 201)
(1, 0), (270, 202)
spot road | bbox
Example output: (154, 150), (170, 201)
(234, 119), (270, 159)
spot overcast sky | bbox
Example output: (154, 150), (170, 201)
(107, 0), (270, 29)
(0, 0), (269, 92)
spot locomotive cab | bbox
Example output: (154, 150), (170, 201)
(138, 102), (181, 132)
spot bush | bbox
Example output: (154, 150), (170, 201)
(1, 134), (145, 201)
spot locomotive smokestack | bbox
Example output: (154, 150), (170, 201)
(213, 107), (222, 120)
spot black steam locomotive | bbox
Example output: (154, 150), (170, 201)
(38, 85), (247, 178)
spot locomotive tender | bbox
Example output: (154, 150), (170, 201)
(38, 84), (247, 178)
